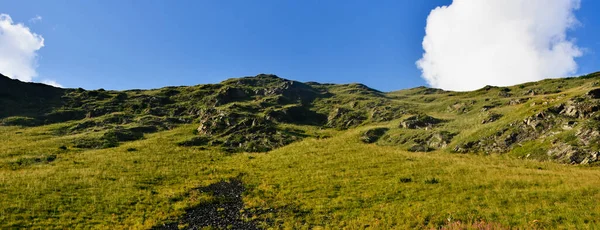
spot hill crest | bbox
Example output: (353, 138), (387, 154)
(2, 72), (600, 164)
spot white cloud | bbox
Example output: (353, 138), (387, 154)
(0, 14), (45, 82)
(416, 0), (583, 91)
(41, 79), (62, 88)
(29, 15), (42, 24)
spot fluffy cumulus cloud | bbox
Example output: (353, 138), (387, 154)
(0, 14), (45, 82)
(416, 0), (583, 91)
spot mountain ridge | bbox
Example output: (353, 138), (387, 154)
(2, 71), (600, 163)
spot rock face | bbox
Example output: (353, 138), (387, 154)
(400, 114), (444, 129)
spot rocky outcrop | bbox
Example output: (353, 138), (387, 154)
(454, 111), (560, 154)
(326, 107), (368, 129)
(427, 131), (457, 149)
(508, 98), (529, 105)
(482, 113), (503, 124)
(546, 143), (599, 164)
(265, 105), (327, 125)
(195, 110), (303, 152)
(400, 114), (444, 129)
(407, 131), (457, 152)
(453, 93), (600, 164)
(369, 105), (405, 122)
(558, 98), (600, 119)
(359, 128), (389, 143)
(586, 88), (600, 99)
(215, 87), (250, 105)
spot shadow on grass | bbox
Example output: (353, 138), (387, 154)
(153, 179), (260, 230)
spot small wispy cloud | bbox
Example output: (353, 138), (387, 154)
(29, 15), (42, 24)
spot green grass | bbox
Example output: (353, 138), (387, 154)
(1, 123), (600, 229)
(3, 72), (600, 229)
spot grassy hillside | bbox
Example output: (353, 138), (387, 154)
(1, 72), (600, 229)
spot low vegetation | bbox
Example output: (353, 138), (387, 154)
(1, 72), (600, 228)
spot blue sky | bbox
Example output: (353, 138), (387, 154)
(2, 0), (599, 91)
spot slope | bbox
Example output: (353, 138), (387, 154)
(1, 72), (600, 228)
